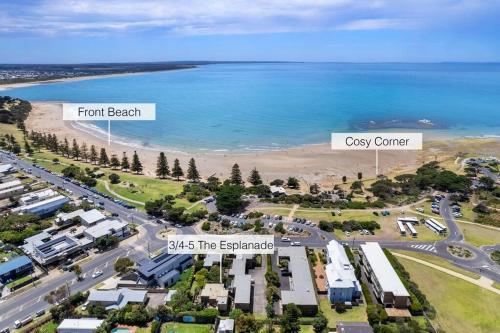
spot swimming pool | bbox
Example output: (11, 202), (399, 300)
(110, 329), (131, 333)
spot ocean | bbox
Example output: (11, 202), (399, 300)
(5, 63), (500, 151)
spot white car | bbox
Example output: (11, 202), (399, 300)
(92, 270), (103, 278)
(281, 237), (291, 242)
(291, 241), (301, 246)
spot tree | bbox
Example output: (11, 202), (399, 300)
(172, 158), (184, 180)
(248, 167), (263, 186)
(109, 173), (120, 184)
(114, 257), (134, 274)
(206, 176), (221, 191)
(73, 264), (82, 280)
(131, 151), (143, 174)
(72, 139), (80, 160)
(236, 314), (260, 333)
(479, 176), (495, 190)
(81, 142), (88, 162)
(156, 152), (170, 178)
(230, 163), (243, 185)
(99, 148), (110, 166)
(121, 152), (130, 171)
(287, 177), (300, 189)
(110, 154), (120, 169)
(187, 158), (200, 182)
(310, 183), (320, 194)
(270, 179), (284, 186)
(280, 303), (301, 333)
(312, 312), (328, 333)
(216, 184), (244, 214)
(24, 140), (33, 155)
(90, 145), (98, 164)
(62, 137), (70, 157)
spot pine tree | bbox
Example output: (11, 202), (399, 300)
(71, 139), (80, 160)
(171, 158), (184, 181)
(131, 151), (143, 174)
(230, 163), (243, 185)
(187, 158), (200, 182)
(90, 145), (98, 164)
(248, 167), (262, 186)
(63, 138), (70, 157)
(110, 154), (120, 169)
(99, 148), (110, 166)
(24, 140), (33, 155)
(121, 152), (130, 171)
(156, 152), (170, 178)
(81, 142), (88, 162)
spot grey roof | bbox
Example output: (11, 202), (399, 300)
(137, 252), (190, 279)
(218, 318), (234, 332)
(84, 219), (128, 239)
(0, 164), (14, 174)
(88, 288), (147, 310)
(277, 247), (317, 306)
(360, 243), (410, 297)
(0, 179), (22, 190)
(58, 318), (104, 330)
(204, 254), (220, 267)
(19, 189), (57, 205)
(337, 322), (374, 333)
(11, 195), (69, 213)
(233, 274), (252, 305)
(80, 209), (106, 225)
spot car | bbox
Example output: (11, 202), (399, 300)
(281, 237), (291, 242)
(291, 241), (301, 246)
(35, 309), (45, 317)
(174, 224), (183, 228)
(92, 270), (103, 278)
(0, 328), (10, 333)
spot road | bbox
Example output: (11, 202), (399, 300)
(0, 151), (198, 330)
(1, 150), (499, 329)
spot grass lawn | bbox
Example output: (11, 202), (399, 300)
(493, 282), (500, 290)
(390, 250), (480, 279)
(257, 206), (294, 216)
(397, 257), (500, 333)
(457, 221), (500, 247)
(318, 296), (367, 329)
(161, 323), (212, 333)
(6, 274), (33, 289)
(34, 321), (58, 333)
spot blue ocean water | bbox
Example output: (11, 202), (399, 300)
(5, 63), (500, 151)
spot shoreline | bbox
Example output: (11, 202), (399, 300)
(25, 102), (500, 184)
(0, 67), (198, 91)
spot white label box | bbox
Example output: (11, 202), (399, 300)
(331, 133), (422, 150)
(63, 103), (156, 121)
(167, 235), (275, 254)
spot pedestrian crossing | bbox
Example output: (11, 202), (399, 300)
(410, 244), (437, 253)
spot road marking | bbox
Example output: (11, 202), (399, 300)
(126, 249), (131, 256)
(410, 244), (437, 253)
(105, 261), (109, 268)
(38, 295), (42, 302)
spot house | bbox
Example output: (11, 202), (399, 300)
(0, 255), (34, 284)
(228, 254), (254, 312)
(200, 283), (229, 312)
(19, 189), (57, 205)
(0, 164), (15, 175)
(12, 195), (70, 217)
(56, 208), (106, 227)
(325, 240), (361, 303)
(336, 321), (373, 333)
(204, 253), (221, 268)
(359, 243), (410, 308)
(270, 185), (286, 195)
(83, 219), (129, 242)
(136, 252), (193, 287)
(277, 247), (318, 315)
(217, 318), (235, 333)
(0, 183), (24, 199)
(88, 288), (148, 310)
(57, 318), (104, 333)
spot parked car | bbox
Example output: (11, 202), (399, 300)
(35, 309), (45, 317)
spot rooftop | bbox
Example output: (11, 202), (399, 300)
(200, 283), (228, 299)
(337, 321), (374, 333)
(12, 194), (69, 213)
(88, 288), (147, 310)
(137, 252), (189, 279)
(325, 240), (360, 289)
(277, 247), (317, 306)
(0, 255), (32, 276)
(218, 318), (235, 332)
(360, 242), (409, 297)
(84, 219), (128, 239)
(80, 209), (106, 224)
(0, 179), (21, 191)
(58, 318), (104, 330)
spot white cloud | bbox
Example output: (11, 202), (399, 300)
(0, 0), (494, 36)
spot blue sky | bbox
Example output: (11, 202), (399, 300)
(1, 0), (499, 63)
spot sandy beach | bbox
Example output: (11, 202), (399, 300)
(25, 102), (499, 185)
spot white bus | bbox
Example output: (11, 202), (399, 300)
(397, 219), (406, 236)
(406, 222), (418, 238)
